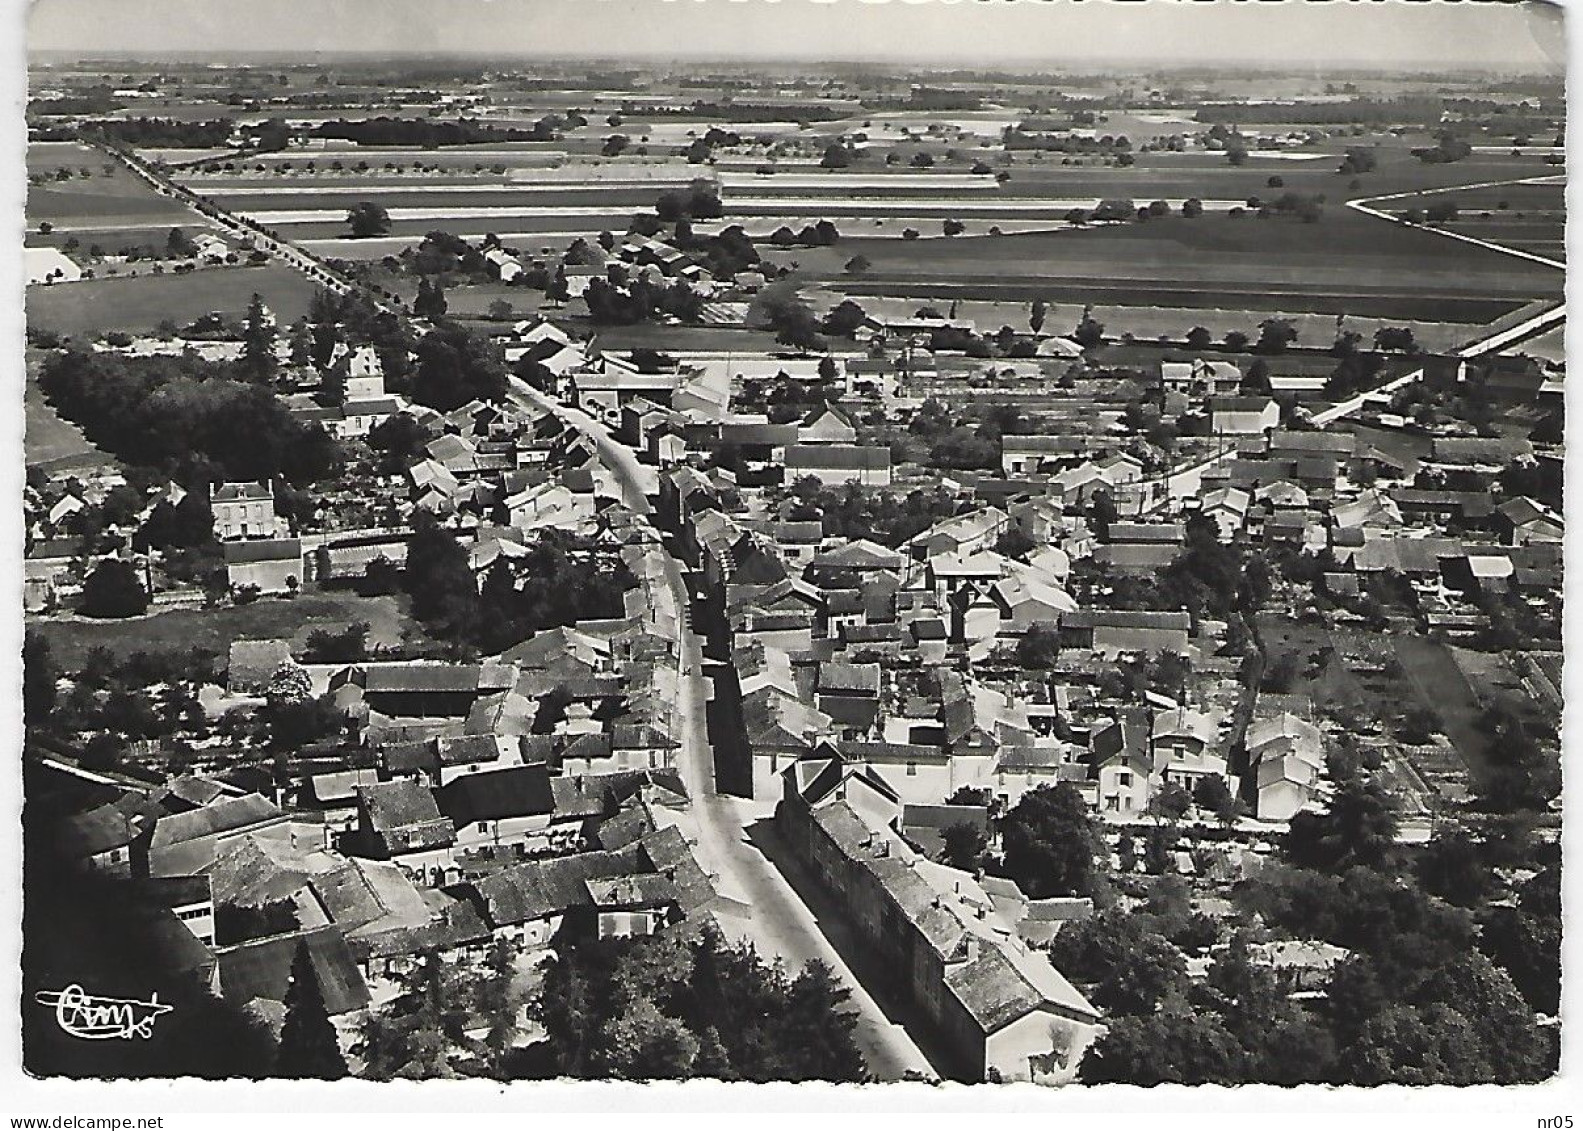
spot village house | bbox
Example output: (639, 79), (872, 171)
(1245, 712), (1327, 821)
(210, 481), (288, 541)
(776, 759), (1102, 1083)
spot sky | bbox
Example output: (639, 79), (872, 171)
(25, 0), (1568, 72)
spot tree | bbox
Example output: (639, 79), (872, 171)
(1086, 490), (1118, 540)
(1090, 932), (1190, 1016)
(401, 513), (481, 648)
(23, 631), (56, 727)
(1416, 831), (1492, 908)
(165, 226), (195, 257)
(1185, 326), (1213, 350)
(1000, 783), (1104, 898)
(1240, 358), (1272, 396)
(345, 202), (391, 239)
(240, 292), (276, 383)
(1285, 777), (1399, 871)
(1255, 318), (1298, 354)
(487, 299), (514, 321)
(1073, 317), (1104, 348)
(819, 142), (851, 169)
(265, 662), (311, 706)
(1081, 1004), (1245, 1084)
(1015, 624), (1061, 670)
(1181, 197), (1204, 218)
(276, 940), (348, 1078)
(1029, 299), (1046, 334)
(939, 822), (988, 872)
(1149, 783), (1193, 822)
(1193, 774), (1238, 822)
(1223, 330), (1250, 352)
(287, 318), (315, 368)
(994, 526), (1036, 560)
(78, 559), (148, 619)
(843, 255), (871, 276)
(1143, 824), (1175, 875)
(821, 299), (868, 337)
(413, 277), (448, 320)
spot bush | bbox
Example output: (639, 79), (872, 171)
(78, 559), (149, 619)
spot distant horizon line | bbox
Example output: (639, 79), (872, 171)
(25, 48), (1557, 78)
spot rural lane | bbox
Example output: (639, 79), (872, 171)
(508, 380), (936, 1082)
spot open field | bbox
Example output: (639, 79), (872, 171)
(34, 591), (423, 669)
(26, 263), (321, 336)
(156, 135), (1566, 333)
(29, 141), (197, 230)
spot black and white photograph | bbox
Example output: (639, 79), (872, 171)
(8, 0), (1574, 1111)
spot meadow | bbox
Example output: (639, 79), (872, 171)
(26, 263), (321, 337)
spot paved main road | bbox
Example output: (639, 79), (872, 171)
(508, 380), (935, 1080)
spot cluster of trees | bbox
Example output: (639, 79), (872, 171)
(398, 230), (501, 284)
(401, 517), (636, 656)
(654, 180), (724, 223)
(1473, 700), (1560, 814)
(312, 115), (564, 147)
(529, 928), (867, 1081)
(784, 478), (962, 549)
(88, 117), (234, 147)
(673, 222), (761, 280)
(38, 349), (341, 486)
(1003, 128), (1133, 155)
(1412, 131), (1475, 164)
(583, 276), (705, 326)
(750, 286), (824, 351)
(346, 202), (391, 239)
(24, 635), (216, 767)
(354, 944), (522, 1079)
(1245, 190), (1325, 223)
(1160, 512), (1266, 623)
(1057, 751), (1556, 1084)
(411, 322), (508, 411)
(301, 621), (370, 664)
(767, 219), (840, 248)
(1201, 97), (1445, 126)
(900, 397), (1027, 472)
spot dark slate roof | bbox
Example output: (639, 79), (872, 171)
(356, 780), (455, 852)
(470, 848), (639, 926)
(149, 794), (281, 848)
(222, 538), (302, 565)
(436, 764), (554, 825)
(216, 927), (370, 1016)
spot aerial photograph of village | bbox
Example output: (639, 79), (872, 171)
(13, 0), (1568, 1097)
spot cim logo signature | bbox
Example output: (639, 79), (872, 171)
(35, 985), (174, 1040)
